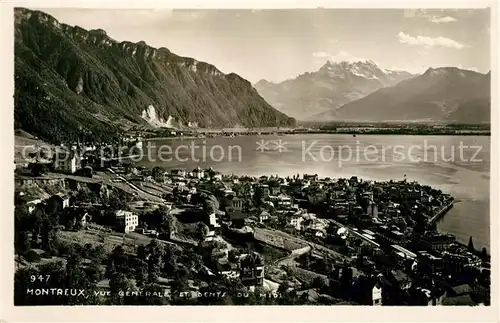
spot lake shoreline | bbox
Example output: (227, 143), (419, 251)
(144, 132), (491, 142)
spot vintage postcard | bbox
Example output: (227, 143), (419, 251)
(1, 0), (498, 322)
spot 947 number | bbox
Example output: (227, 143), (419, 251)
(30, 275), (50, 283)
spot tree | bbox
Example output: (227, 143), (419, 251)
(106, 246), (130, 279)
(467, 236), (475, 253)
(202, 194), (220, 215)
(30, 207), (45, 246)
(134, 259), (148, 289)
(278, 281), (290, 294)
(15, 206), (32, 255)
(145, 240), (164, 283)
(144, 206), (172, 233)
(480, 247), (488, 260)
(30, 163), (49, 176)
(85, 262), (102, 283)
(90, 244), (107, 263)
(40, 217), (58, 255)
(15, 231), (31, 255)
(228, 249), (240, 262)
(194, 222), (209, 245)
(253, 186), (265, 207)
(24, 249), (41, 262)
(108, 272), (131, 305)
(160, 209), (175, 234)
(65, 253), (95, 305)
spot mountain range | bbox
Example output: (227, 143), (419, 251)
(14, 8), (295, 143)
(254, 60), (415, 120)
(14, 8), (491, 143)
(334, 67), (491, 123)
(255, 62), (491, 123)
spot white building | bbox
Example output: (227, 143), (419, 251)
(259, 210), (270, 223)
(367, 201), (378, 218)
(315, 230), (326, 238)
(26, 198), (42, 213)
(192, 168), (205, 179)
(208, 212), (221, 228)
(421, 194), (433, 204)
(289, 216), (304, 230)
(53, 149), (81, 174)
(115, 210), (139, 233)
(171, 169), (186, 177)
(205, 230), (216, 242)
(372, 284), (382, 305)
(277, 195), (292, 208)
(53, 193), (70, 209)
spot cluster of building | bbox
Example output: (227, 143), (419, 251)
(19, 135), (146, 175)
(205, 249), (265, 289)
(15, 154), (489, 305)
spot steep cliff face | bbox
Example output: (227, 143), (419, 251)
(14, 8), (295, 143)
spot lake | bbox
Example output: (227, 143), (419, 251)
(138, 134), (491, 250)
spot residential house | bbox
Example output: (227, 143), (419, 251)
(207, 212), (221, 232)
(69, 206), (90, 228)
(276, 194), (292, 209)
(442, 251), (482, 274)
(421, 194), (433, 204)
(239, 252), (265, 287)
(23, 197), (43, 214)
(313, 228), (326, 238)
(259, 175), (268, 182)
(259, 210), (270, 223)
(53, 149), (81, 174)
(417, 251), (443, 274)
(115, 210), (139, 233)
(259, 184), (270, 199)
(212, 173), (223, 181)
(215, 257), (240, 279)
(270, 185), (281, 196)
(372, 284), (383, 305)
(47, 193), (70, 213)
(187, 185), (197, 195)
(418, 233), (456, 252)
(228, 196), (243, 211)
(388, 269), (412, 290)
(376, 228), (407, 246)
(152, 167), (166, 183)
(192, 167), (205, 179)
(304, 215), (327, 231)
(289, 215), (303, 230)
(303, 174), (319, 181)
(171, 169), (186, 178)
(367, 201), (378, 218)
(204, 230), (216, 242)
(308, 191), (327, 205)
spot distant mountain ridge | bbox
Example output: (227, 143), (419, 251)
(334, 67), (491, 123)
(14, 8), (295, 143)
(254, 60), (415, 120)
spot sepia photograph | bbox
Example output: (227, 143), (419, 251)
(6, 2), (495, 311)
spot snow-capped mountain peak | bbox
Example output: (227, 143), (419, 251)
(319, 60), (391, 80)
(254, 59), (415, 120)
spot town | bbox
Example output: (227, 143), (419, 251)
(14, 140), (491, 306)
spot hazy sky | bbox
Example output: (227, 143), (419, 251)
(38, 8), (490, 83)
